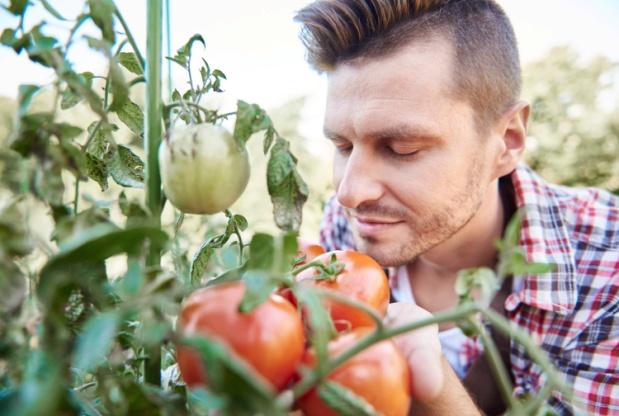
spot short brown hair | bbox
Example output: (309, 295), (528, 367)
(295, 0), (521, 132)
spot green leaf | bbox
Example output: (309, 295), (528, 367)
(6, 0), (29, 16)
(455, 267), (498, 306)
(247, 233), (275, 271)
(17, 84), (41, 117)
(263, 126), (275, 155)
(206, 263), (246, 287)
(239, 270), (277, 313)
(118, 52), (143, 75)
(41, 225), (168, 279)
(88, 0), (115, 44)
(119, 191), (149, 226)
(167, 34), (205, 68)
(233, 214), (249, 232)
(113, 99), (144, 136)
(318, 381), (380, 416)
(109, 63), (129, 112)
(41, 0), (70, 21)
(118, 257), (144, 297)
(233, 100), (273, 145)
(73, 311), (120, 372)
(180, 336), (284, 416)
(267, 137), (309, 232)
(190, 233), (231, 284)
(293, 285), (334, 369)
(84, 121), (117, 190)
(110, 145), (144, 188)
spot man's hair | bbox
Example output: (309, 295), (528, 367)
(294, 0), (521, 132)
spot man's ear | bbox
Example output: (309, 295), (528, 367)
(493, 100), (530, 178)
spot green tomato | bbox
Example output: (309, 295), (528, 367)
(159, 123), (250, 214)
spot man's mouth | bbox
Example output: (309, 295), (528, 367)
(352, 216), (404, 236)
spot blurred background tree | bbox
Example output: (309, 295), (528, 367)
(522, 46), (619, 194)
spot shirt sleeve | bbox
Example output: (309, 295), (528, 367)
(319, 194), (356, 251)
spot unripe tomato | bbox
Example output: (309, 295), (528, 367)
(296, 250), (389, 331)
(176, 281), (305, 391)
(159, 123), (250, 215)
(297, 328), (411, 416)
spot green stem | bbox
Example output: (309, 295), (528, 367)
(73, 177), (79, 214)
(113, 4), (145, 71)
(289, 302), (477, 400)
(144, 0), (163, 387)
(165, 0), (172, 100)
(317, 289), (384, 330)
(471, 317), (519, 411)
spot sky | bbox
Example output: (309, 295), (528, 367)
(1, 0), (618, 140)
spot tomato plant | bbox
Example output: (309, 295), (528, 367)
(0, 0), (575, 415)
(296, 328), (411, 416)
(176, 281), (305, 391)
(159, 123), (250, 214)
(296, 250), (390, 331)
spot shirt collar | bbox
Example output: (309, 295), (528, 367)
(508, 164), (578, 315)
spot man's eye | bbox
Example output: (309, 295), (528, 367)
(389, 147), (419, 158)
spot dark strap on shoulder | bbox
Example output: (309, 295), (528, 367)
(462, 276), (514, 415)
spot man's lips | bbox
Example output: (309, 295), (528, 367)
(352, 216), (404, 236)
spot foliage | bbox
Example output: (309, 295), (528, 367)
(523, 46), (619, 194)
(0, 2), (598, 416)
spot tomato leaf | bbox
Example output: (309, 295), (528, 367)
(190, 233), (231, 284)
(113, 99), (144, 136)
(180, 336), (285, 416)
(6, 0), (29, 16)
(233, 100), (273, 146)
(293, 285), (334, 369)
(118, 52), (143, 75)
(239, 270), (277, 313)
(110, 145), (144, 188)
(109, 63), (129, 112)
(87, 0), (115, 44)
(42, 225), (168, 278)
(318, 381), (380, 416)
(40, 0), (70, 21)
(267, 137), (309, 232)
(73, 310), (120, 372)
(187, 387), (226, 414)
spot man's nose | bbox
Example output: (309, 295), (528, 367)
(335, 149), (384, 209)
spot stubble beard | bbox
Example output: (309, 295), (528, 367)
(351, 165), (487, 268)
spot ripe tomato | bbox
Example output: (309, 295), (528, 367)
(296, 250), (389, 331)
(176, 281), (305, 391)
(297, 328), (411, 416)
(294, 237), (326, 266)
(159, 123), (250, 215)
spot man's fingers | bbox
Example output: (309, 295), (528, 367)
(385, 302), (445, 402)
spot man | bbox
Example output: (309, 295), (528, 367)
(294, 0), (618, 415)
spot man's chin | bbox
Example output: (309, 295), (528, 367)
(353, 238), (415, 268)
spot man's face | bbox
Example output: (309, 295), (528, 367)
(324, 36), (498, 267)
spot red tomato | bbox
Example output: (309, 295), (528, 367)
(294, 237), (326, 266)
(176, 281), (305, 391)
(296, 250), (390, 331)
(297, 328), (411, 416)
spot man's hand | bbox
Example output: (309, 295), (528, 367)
(386, 302), (481, 415)
(385, 302), (445, 402)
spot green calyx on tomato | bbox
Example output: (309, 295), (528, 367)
(176, 281), (305, 391)
(159, 123), (250, 215)
(296, 250), (390, 331)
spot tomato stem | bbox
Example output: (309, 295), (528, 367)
(144, 0), (163, 387)
(469, 316), (519, 411)
(316, 289), (384, 330)
(289, 302), (477, 400)
(113, 4), (146, 71)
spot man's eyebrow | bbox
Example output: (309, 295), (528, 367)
(323, 124), (440, 142)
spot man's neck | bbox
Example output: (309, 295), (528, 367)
(405, 176), (514, 313)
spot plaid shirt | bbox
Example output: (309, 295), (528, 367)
(319, 164), (619, 415)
